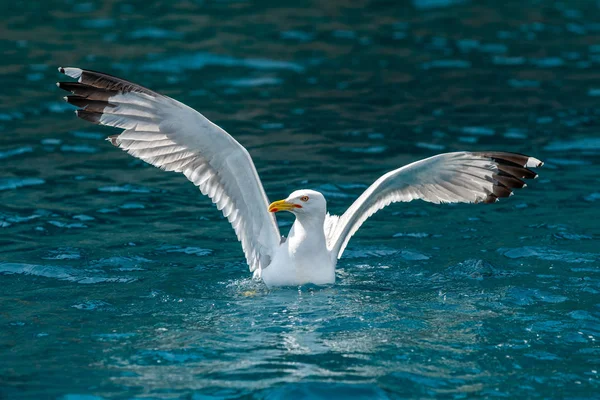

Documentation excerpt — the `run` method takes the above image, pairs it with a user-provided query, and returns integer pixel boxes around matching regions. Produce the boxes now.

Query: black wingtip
[75,109,102,124]
[56,81,75,92]
[64,95,88,108]
[471,151,543,205]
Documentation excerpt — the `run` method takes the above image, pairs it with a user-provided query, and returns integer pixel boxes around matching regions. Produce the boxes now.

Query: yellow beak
[268,199,301,213]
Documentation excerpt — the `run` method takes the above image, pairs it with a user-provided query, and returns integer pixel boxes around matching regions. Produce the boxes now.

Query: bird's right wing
[58,67,281,272]
[325,151,543,260]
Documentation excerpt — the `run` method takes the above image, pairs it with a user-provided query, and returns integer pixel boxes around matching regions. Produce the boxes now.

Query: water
[1,0,600,398]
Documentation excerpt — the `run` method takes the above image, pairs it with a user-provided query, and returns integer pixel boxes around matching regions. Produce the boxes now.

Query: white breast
[259,219,335,287]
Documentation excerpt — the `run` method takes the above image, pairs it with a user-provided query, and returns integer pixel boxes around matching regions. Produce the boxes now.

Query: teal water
[1,0,600,398]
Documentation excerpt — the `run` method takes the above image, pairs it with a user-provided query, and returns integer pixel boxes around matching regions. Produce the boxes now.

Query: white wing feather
[325,151,543,259]
[58,67,281,272]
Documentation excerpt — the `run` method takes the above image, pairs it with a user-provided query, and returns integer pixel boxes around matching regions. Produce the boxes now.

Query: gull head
[268,189,326,218]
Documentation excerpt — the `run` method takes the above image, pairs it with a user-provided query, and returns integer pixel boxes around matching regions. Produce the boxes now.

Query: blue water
[1,0,600,398]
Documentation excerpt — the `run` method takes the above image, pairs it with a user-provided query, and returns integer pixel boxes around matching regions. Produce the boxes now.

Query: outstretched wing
[325,151,543,259]
[57,67,281,272]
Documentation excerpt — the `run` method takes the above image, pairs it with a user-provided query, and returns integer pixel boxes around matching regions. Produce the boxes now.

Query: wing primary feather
[75,109,101,124]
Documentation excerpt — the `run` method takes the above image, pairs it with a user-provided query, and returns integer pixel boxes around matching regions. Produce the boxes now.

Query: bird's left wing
[57,67,281,272]
[325,151,543,260]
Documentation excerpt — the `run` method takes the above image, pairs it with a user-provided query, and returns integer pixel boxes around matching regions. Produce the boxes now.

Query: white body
[259,212,335,287]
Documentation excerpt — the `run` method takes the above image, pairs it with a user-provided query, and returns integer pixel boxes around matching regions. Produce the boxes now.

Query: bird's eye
[300,195,309,202]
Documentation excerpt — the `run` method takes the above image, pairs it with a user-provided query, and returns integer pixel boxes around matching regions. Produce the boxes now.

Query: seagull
[57,67,543,287]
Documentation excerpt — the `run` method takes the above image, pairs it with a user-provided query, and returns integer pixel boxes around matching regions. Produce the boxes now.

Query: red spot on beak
[271,208,278,212]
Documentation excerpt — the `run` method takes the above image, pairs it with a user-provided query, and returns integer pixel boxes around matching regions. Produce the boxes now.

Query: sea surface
[1,0,600,398]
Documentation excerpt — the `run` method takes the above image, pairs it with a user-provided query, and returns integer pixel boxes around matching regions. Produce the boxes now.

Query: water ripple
[137,52,305,74]
[0,263,136,284]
